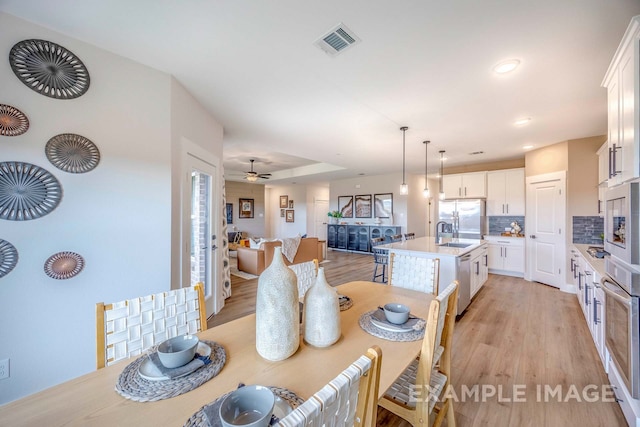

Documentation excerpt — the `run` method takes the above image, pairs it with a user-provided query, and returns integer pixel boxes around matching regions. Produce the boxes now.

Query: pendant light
[399,126,409,195]
[423,140,430,198]
[439,150,446,200]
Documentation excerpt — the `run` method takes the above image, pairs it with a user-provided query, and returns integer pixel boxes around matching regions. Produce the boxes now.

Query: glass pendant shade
[423,140,430,199]
[400,183,409,195]
[400,126,408,195]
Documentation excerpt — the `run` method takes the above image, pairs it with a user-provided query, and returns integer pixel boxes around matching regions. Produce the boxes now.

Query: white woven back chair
[278,346,382,427]
[388,253,440,295]
[95,283,207,369]
[379,281,459,427]
[288,259,319,301]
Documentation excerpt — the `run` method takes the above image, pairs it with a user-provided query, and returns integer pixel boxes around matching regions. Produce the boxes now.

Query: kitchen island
[378,236,488,315]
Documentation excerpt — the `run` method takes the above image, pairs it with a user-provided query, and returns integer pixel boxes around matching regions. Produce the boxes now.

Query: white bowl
[219,385,275,427]
[157,335,199,368]
[383,303,410,324]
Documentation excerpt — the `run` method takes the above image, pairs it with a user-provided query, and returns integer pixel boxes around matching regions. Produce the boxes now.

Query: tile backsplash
[488,216,525,234]
[573,216,604,245]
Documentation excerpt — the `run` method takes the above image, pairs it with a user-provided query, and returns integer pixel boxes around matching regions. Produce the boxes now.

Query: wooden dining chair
[371,237,388,283]
[277,346,382,427]
[388,253,440,295]
[95,283,207,369]
[378,281,458,427]
[289,259,319,301]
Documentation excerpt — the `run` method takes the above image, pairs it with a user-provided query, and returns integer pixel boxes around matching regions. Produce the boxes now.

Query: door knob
[529,235,536,239]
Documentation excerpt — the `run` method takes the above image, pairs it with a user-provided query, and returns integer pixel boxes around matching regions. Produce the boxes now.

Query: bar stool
[390,234,403,242]
[371,237,388,283]
[404,232,415,240]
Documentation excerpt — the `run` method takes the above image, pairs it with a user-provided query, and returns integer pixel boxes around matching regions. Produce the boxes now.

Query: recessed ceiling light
[523,145,534,150]
[493,59,520,74]
[514,118,531,126]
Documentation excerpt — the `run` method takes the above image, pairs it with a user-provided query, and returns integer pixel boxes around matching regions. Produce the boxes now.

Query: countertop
[573,243,607,278]
[377,236,486,257]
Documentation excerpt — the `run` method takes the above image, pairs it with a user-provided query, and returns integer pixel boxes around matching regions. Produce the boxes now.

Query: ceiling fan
[243,159,271,182]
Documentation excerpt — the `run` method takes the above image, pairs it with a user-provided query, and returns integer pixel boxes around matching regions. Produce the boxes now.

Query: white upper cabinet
[486,168,525,216]
[442,171,487,199]
[597,142,608,185]
[602,16,640,186]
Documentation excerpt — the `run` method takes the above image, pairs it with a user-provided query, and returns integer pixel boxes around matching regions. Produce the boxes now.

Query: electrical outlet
[0,358,9,380]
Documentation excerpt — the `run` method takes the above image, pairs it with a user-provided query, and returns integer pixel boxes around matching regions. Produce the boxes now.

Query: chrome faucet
[435,221,449,243]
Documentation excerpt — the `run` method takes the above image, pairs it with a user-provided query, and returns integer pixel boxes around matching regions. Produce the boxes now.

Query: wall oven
[602,256,640,398]
[604,181,639,266]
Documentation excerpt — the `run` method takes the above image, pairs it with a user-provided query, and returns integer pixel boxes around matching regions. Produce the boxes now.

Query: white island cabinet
[378,236,488,315]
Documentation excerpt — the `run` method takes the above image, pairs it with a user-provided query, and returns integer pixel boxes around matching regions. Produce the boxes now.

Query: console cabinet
[328,225,401,252]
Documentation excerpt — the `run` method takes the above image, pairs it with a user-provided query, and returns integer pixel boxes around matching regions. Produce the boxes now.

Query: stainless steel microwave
[604,181,640,266]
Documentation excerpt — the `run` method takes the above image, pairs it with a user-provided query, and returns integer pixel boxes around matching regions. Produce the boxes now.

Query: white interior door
[525,171,566,288]
[183,149,220,316]
[314,199,329,240]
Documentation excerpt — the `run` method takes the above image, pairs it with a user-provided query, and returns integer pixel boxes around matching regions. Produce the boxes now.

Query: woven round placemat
[115,340,226,402]
[339,294,353,311]
[359,310,424,342]
[183,386,304,427]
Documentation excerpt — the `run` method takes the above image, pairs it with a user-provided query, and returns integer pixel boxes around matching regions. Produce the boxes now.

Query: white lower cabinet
[485,236,524,277]
[470,244,489,298]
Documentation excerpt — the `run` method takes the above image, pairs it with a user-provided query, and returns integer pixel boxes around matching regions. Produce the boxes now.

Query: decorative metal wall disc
[10,39,90,99]
[0,104,29,136]
[44,251,84,280]
[0,161,62,221]
[0,239,18,278]
[46,133,100,173]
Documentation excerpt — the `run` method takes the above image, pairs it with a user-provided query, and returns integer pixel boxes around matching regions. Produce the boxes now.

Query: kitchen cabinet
[602,17,640,186]
[470,244,489,298]
[486,168,525,216]
[485,236,524,277]
[442,171,487,199]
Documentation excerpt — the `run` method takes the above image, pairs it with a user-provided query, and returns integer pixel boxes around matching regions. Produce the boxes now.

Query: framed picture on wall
[338,196,353,218]
[239,198,254,218]
[286,210,295,222]
[281,209,285,217]
[226,203,233,224]
[289,200,294,209]
[355,194,372,218]
[280,195,288,209]
[373,193,393,218]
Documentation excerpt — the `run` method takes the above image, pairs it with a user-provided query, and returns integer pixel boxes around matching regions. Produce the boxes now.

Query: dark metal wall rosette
[10,39,90,99]
[46,133,100,173]
[0,161,62,220]
[0,239,18,278]
[0,104,29,136]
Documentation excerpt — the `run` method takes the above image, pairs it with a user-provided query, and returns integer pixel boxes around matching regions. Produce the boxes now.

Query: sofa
[236,237,323,276]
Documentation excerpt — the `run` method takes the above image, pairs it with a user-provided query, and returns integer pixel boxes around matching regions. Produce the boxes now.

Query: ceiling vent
[314,23,361,56]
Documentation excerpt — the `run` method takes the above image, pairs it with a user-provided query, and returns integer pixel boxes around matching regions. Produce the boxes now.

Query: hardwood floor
[209,250,627,427]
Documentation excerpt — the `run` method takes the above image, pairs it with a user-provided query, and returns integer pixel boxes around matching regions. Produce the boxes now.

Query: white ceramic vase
[255,247,300,361]
[303,267,341,347]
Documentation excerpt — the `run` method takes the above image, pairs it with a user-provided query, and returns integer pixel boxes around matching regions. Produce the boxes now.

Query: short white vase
[303,267,341,347]
[255,247,299,361]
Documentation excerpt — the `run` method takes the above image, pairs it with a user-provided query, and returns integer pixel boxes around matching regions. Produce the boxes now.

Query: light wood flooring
[209,250,627,427]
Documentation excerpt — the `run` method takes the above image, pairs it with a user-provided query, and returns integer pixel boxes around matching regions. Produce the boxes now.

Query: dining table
[0,280,434,426]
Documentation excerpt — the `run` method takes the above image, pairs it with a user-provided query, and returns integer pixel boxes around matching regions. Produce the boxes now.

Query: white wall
[0,13,223,403]
[225,181,266,239]
[266,185,311,238]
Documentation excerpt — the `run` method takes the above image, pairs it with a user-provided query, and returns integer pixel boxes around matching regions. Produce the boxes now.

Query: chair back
[404,233,415,240]
[390,234,403,242]
[278,346,382,427]
[95,283,207,369]
[288,259,319,300]
[388,253,440,295]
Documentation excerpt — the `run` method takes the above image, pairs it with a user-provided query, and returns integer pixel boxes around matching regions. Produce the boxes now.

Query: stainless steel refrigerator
[437,199,486,240]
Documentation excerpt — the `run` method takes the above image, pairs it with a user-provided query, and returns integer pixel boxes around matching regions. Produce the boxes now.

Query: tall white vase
[303,267,341,347]
[255,247,300,361]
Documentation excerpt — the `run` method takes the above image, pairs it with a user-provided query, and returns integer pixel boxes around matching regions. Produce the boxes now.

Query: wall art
[44,251,85,280]
[374,193,393,218]
[355,194,372,218]
[280,195,288,209]
[0,161,62,221]
[239,198,254,218]
[281,209,285,217]
[288,200,294,209]
[0,239,18,278]
[10,39,90,99]
[0,104,29,136]
[286,210,295,223]
[338,196,353,218]
[45,133,100,173]
[226,203,233,224]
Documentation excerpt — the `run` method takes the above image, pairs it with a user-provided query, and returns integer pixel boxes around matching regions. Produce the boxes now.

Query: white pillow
[249,238,262,249]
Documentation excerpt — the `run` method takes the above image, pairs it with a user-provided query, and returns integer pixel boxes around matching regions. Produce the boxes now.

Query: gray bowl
[219,385,275,427]
[157,335,199,368]
[383,303,410,324]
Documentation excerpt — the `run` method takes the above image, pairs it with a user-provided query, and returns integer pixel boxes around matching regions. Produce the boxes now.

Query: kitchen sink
[437,242,472,248]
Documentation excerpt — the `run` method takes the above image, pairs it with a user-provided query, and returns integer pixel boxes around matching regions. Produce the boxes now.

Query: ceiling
[2,1,640,185]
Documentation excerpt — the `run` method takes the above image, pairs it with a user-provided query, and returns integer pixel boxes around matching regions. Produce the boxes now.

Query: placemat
[116,340,226,402]
[183,386,304,427]
[359,310,425,342]
[339,294,353,311]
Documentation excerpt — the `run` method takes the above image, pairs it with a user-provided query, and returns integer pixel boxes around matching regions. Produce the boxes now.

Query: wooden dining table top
[0,281,433,426]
